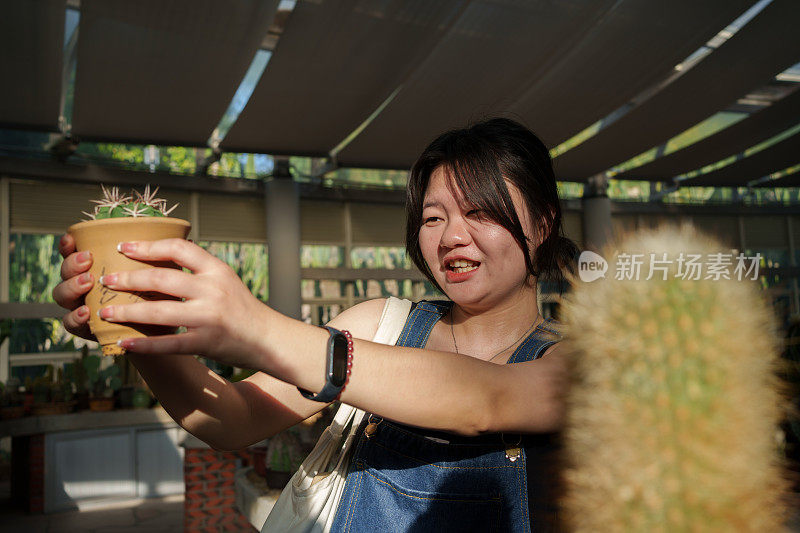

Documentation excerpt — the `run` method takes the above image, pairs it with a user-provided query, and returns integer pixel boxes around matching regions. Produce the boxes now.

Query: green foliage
[266,430,304,472]
[31,373,51,403]
[9,234,88,352]
[350,246,411,269]
[6,319,61,354]
[10,233,61,303]
[53,366,73,402]
[71,346,90,394]
[300,245,343,268]
[83,354,122,398]
[164,146,200,174]
[199,241,268,302]
[230,368,257,382]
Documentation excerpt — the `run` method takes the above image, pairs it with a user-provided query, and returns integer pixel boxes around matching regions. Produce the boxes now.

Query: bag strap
[327,297,412,435]
[373,296,413,345]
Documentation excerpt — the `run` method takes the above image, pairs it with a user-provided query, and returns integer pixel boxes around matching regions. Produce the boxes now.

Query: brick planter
[10,434,44,513]
[181,435,258,532]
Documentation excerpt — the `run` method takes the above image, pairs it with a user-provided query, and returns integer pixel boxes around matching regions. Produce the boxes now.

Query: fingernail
[118,242,137,253]
[99,273,117,286]
[117,339,136,350]
[99,307,114,320]
[79,273,92,284]
[77,251,91,263]
[76,306,88,317]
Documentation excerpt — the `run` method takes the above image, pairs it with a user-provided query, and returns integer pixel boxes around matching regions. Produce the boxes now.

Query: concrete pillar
[265,159,302,319]
[1,177,10,384]
[581,173,612,252]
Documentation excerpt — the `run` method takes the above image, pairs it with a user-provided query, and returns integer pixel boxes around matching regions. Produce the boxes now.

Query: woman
[54,117,578,531]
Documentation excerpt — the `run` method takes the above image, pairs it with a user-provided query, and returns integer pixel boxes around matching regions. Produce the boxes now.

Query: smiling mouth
[446,259,480,274]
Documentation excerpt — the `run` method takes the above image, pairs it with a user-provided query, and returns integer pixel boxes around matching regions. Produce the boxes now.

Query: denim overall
[331,300,564,532]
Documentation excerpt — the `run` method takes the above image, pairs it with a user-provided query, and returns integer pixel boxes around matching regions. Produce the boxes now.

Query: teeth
[448,259,479,274]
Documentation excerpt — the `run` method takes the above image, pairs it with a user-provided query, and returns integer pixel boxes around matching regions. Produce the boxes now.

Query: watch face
[329,332,349,387]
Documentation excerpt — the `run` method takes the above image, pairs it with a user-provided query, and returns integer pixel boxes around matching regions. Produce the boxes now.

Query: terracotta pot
[23,392,33,415]
[68,217,191,356]
[31,401,76,416]
[88,398,115,411]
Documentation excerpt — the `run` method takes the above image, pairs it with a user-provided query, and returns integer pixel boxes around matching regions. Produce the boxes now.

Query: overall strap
[506,317,563,364]
[395,300,452,348]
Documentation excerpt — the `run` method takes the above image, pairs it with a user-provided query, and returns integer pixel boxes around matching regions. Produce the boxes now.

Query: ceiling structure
[615,89,800,182]
[0,0,64,132]
[1,0,799,189]
[72,0,280,147]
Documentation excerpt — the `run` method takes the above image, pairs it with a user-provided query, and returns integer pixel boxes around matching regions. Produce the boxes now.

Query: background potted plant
[0,378,25,420]
[67,185,191,356]
[68,345,91,410]
[31,371,50,404]
[83,353,122,411]
[131,387,153,409]
[52,366,76,411]
[263,428,305,489]
[29,365,77,416]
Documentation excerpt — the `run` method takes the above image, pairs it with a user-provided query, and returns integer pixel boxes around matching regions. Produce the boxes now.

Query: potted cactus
[70,345,91,410]
[131,387,153,409]
[83,354,122,411]
[52,366,76,409]
[31,373,51,405]
[67,185,191,356]
[559,224,790,531]
[27,365,76,416]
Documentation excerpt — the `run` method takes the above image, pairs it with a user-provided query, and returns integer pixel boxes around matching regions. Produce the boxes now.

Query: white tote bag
[260,296,413,532]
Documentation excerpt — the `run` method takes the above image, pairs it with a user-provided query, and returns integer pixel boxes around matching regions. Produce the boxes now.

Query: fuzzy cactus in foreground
[559,224,791,532]
[82,184,178,220]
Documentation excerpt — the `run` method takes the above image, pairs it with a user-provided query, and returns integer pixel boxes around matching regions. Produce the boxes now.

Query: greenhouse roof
[1,0,799,188]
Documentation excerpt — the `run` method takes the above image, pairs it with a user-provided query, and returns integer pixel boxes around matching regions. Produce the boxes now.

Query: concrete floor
[0,481,183,533]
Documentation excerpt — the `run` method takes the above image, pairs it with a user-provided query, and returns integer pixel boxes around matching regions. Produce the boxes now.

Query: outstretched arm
[100,239,568,436]
[54,234,384,451]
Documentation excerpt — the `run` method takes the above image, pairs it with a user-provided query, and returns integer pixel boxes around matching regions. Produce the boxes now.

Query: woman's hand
[53,234,96,341]
[96,239,272,369]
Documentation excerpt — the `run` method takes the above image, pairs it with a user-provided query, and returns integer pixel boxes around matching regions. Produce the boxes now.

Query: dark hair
[405,117,579,295]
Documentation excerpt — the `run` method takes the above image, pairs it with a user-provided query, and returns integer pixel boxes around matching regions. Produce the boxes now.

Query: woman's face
[418,166,538,309]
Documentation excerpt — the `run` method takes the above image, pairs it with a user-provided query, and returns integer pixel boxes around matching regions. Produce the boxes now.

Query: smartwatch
[297,326,349,403]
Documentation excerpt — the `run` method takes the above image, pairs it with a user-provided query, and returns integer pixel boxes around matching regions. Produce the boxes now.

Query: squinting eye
[423,216,440,225]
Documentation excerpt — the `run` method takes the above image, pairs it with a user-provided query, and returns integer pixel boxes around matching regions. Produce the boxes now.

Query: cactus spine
[82,184,178,220]
[559,224,790,532]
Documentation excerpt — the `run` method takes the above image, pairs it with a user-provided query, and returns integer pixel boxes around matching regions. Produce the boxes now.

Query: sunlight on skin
[181,409,223,430]
[177,371,229,431]
[206,370,227,385]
